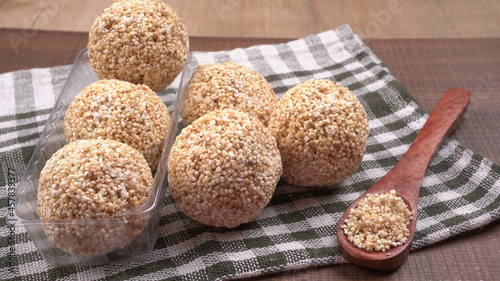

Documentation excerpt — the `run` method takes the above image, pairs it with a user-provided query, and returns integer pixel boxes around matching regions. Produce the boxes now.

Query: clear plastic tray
[14,49,192,266]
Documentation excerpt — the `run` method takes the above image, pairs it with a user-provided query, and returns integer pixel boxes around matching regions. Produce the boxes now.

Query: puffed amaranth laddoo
[64,79,171,171]
[87,0,189,92]
[268,79,369,187]
[36,139,153,256]
[168,109,282,228]
[181,61,277,126]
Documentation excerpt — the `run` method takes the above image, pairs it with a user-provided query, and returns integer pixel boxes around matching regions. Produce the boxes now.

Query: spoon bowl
[336,88,471,270]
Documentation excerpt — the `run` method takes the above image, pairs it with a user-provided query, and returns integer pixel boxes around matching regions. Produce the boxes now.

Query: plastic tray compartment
[14,49,190,266]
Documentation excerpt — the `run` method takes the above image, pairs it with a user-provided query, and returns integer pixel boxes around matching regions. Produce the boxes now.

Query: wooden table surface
[1,0,500,39]
[1,0,499,280]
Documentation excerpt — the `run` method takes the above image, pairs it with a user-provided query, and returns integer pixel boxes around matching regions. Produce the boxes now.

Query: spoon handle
[390,88,471,201]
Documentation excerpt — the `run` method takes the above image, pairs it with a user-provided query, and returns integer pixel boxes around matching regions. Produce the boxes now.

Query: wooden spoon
[336,88,471,270]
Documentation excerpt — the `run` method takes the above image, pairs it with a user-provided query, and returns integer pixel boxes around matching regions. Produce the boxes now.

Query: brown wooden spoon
[336,88,471,270]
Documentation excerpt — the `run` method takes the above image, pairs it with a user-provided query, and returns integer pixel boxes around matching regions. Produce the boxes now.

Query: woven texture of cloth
[1,25,500,280]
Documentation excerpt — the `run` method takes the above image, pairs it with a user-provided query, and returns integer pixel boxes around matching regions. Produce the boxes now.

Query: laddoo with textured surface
[168,109,282,228]
[64,79,171,171]
[181,61,277,126]
[36,139,153,256]
[87,0,189,92]
[268,79,369,187]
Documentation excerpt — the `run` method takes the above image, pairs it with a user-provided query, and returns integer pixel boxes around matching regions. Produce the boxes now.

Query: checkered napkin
[2,24,500,280]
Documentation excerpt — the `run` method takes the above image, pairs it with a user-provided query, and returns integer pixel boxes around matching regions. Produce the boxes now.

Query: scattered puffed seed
[182,61,277,127]
[341,190,412,252]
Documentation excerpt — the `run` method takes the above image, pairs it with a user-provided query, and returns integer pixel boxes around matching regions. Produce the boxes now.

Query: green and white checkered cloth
[1,24,500,280]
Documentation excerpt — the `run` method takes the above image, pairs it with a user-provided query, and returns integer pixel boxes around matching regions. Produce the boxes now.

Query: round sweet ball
[168,109,282,228]
[268,79,369,187]
[87,0,189,92]
[181,61,277,126]
[36,139,153,256]
[64,79,171,171]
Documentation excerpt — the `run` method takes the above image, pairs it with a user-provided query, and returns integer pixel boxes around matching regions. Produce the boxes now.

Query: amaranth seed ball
[341,190,412,252]
[36,139,153,256]
[64,79,171,171]
[268,79,369,187]
[167,109,282,228]
[87,0,189,92]
[181,61,277,126]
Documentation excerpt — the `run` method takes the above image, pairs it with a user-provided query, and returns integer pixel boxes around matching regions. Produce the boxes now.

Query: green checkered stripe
[1,25,500,280]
